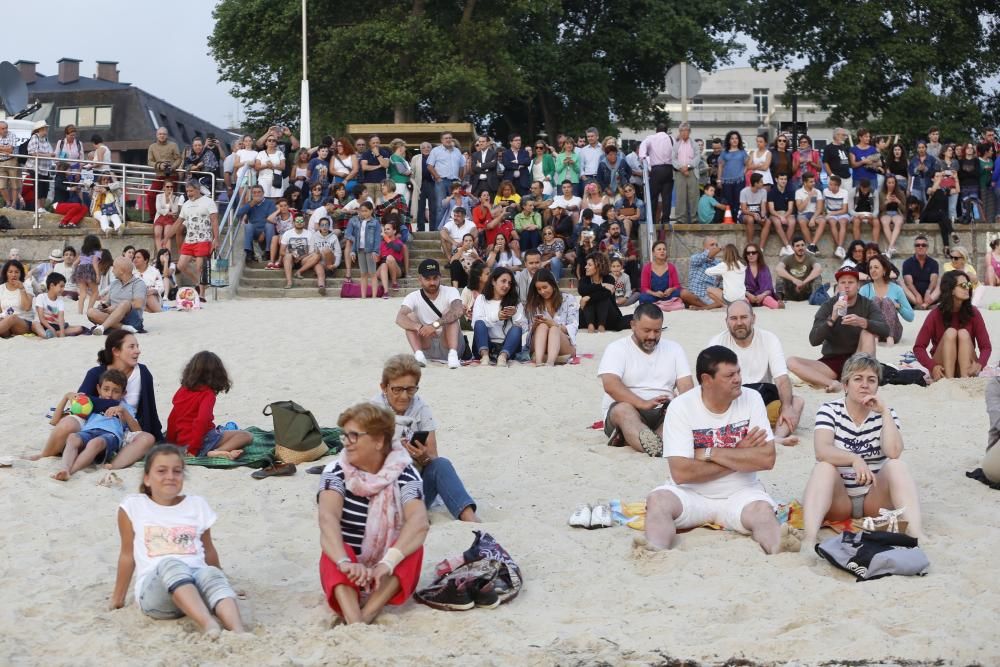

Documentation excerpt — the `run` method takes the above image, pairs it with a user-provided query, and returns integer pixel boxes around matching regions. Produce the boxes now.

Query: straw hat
[48,248,63,261]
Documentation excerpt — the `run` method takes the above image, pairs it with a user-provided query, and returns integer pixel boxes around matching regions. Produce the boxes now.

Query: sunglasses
[950,255,963,260]
[914,243,928,247]
[746,250,759,255]
[958,281,974,289]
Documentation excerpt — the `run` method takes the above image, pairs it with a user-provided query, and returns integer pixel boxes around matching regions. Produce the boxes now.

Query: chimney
[14,60,37,85]
[95,61,119,83]
[57,58,81,84]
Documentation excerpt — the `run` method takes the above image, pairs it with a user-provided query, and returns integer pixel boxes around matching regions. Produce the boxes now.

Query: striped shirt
[815,399,900,497]
[318,461,423,552]
[0,132,17,163]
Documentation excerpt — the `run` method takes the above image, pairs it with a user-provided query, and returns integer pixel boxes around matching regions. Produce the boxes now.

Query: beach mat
[184,426,343,469]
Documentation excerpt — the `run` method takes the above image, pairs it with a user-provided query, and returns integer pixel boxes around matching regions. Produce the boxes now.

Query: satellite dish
[664,63,702,100]
[0,61,28,116]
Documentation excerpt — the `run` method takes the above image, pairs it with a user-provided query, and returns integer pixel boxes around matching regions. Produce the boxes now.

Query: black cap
[418,259,441,277]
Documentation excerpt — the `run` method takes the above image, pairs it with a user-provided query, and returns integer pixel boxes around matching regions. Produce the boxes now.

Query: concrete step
[235,284,417,298]
[240,274,422,288]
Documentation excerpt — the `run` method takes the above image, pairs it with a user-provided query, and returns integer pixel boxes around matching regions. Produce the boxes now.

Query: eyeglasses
[343,430,368,444]
[914,243,928,248]
[958,281,974,290]
[387,385,419,397]
[950,255,962,261]
[777,139,787,143]
[746,250,759,255]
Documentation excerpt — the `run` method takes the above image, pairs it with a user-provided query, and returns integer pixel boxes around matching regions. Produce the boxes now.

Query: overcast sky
[6,0,243,129]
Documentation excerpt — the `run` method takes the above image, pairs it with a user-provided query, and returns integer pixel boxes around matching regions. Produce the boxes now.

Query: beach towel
[184,426,343,469]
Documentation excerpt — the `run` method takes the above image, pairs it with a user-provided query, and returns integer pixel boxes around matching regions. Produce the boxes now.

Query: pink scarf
[339,440,412,567]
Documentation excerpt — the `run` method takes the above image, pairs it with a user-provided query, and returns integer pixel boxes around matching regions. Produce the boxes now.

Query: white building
[621,67,835,148]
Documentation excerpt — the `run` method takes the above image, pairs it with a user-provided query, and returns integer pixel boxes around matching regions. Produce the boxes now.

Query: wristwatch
[704,447,713,462]
[432,320,441,330]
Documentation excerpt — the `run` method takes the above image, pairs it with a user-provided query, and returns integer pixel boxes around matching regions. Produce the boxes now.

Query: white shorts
[827,213,851,223]
[652,482,776,534]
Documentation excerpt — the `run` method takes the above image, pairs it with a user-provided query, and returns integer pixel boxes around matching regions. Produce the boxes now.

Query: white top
[312,230,342,266]
[551,194,582,211]
[255,149,284,173]
[155,193,181,217]
[234,148,259,170]
[331,154,355,178]
[492,251,522,269]
[795,187,824,214]
[708,328,788,385]
[401,285,462,325]
[597,336,691,413]
[52,261,77,291]
[822,187,849,215]
[751,149,773,185]
[0,283,31,319]
[442,218,477,246]
[136,266,164,295]
[179,196,217,244]
[471,295,528,343]
[33,292,64,325]
[280,228,315,258]
[663,388,773,498]
[120,494,217,600]
[307,206,331,231]
[705,261,747,303]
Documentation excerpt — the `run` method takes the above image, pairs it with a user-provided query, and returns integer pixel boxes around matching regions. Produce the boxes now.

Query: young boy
[610,257,637,306]
[850,178,879,244]
[265,198,296,269]
[51,369,138,481]
[822,174,851,259]
[281,215,324,294]
[698,183,726,224]
[795,173,826,255]
[32,272,86,339]
[312,217,343,274]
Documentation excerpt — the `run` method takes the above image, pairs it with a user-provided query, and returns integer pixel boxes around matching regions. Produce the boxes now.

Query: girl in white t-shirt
[705,244,746,305]
[110,445,246,636]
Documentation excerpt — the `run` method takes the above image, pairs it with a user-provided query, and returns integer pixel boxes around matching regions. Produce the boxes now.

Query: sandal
[251,462,297,479]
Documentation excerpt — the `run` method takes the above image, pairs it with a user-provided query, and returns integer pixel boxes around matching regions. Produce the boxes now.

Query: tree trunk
[447,0,478,121]
[538,92,556,139]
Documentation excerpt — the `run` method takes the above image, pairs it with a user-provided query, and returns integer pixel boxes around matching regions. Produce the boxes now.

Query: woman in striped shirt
[317,403,429,624]
[799,353,926,556]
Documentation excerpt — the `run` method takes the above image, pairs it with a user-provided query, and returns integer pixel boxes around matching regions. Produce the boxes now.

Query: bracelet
[378,547,404,575]
[336,556,351,567]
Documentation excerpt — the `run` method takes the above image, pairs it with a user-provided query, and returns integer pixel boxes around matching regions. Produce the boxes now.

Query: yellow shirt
[943,262,979,289]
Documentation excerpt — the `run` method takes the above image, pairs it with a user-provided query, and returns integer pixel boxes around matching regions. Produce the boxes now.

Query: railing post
[33,157,39,229]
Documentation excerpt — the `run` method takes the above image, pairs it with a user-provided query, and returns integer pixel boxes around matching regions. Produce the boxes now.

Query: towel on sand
[184,426,343,469]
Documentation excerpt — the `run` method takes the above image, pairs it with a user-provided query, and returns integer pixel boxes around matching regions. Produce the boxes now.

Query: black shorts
[604,401,668,436]
[743,382,779,405]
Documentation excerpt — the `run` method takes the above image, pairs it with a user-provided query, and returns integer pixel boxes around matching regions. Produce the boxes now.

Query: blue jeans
[473,321,523,358]
[433,178,456,230]
[244,222,274,253]
[138,558,236,620]
[547,256,563,280]
[422,457,476,518]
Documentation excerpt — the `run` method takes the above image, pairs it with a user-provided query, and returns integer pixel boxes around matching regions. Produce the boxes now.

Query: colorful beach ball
[69,394,93,417]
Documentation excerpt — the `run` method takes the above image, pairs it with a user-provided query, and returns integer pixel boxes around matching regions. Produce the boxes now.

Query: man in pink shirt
[671,122,699,224]
[638,123,675,231]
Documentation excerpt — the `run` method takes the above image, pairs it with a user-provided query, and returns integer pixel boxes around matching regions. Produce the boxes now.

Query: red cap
[834,268,860,281]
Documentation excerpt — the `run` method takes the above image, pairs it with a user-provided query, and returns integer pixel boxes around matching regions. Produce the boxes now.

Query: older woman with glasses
[373,354,480,522]
[914,270,992,380]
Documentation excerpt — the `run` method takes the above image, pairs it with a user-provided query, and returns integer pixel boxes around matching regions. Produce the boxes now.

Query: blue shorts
[78,428,122,463]
[197,427,225,456]
[122,308,144,331]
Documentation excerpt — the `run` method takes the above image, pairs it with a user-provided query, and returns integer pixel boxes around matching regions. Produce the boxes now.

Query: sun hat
[48,248,63,261]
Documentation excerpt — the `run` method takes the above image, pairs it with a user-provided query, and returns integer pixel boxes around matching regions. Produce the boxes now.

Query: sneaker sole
[416,596,475,611]
[474,595,501,609]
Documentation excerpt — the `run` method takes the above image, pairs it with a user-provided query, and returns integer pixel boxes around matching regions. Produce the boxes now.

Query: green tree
[210,0,744,140]
[745,0,1000,145]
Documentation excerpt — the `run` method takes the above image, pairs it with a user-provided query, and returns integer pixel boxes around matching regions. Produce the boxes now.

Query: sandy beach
[1,297,997,667]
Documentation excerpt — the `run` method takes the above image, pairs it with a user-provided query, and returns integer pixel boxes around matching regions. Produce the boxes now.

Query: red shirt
[166,385,217,456]
[913,306,992,369]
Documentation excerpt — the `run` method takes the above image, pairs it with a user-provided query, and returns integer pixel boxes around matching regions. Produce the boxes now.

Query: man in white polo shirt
[396,259,464,369]
[598,303,693,457]
[643,345,781,554]
[709,300,804,445]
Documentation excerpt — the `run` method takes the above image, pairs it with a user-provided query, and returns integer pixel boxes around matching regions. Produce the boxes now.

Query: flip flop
[251,462,297,480]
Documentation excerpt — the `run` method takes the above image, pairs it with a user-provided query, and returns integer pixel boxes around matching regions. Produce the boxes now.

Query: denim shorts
[122,308,144,331]
[138,558,236,620]
[197,427,225,456]
[77,428,121,463]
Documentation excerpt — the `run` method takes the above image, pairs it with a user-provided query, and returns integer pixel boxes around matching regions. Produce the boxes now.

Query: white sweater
[471,295,528,343]
[705,261,747,302]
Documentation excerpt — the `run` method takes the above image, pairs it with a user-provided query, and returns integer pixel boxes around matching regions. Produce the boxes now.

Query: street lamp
[300,0,311,148]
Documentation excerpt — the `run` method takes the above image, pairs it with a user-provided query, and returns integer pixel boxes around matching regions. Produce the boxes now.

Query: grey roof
[27,70,131,93]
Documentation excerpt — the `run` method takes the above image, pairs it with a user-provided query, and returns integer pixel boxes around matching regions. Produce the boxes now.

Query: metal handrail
[216,165,255,263]
[641,159,656,263]
[6,155,217,228]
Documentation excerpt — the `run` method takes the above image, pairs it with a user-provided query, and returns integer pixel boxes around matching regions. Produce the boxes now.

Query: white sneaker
[779,245,793,257]
[568,504,592,528]
[120,325,138,334]
[413,350,427,367]
[589,503,615,529]
[91,325,104,336]
[887,246,896,258]
[834,246,846,259]
[447,349,460,369]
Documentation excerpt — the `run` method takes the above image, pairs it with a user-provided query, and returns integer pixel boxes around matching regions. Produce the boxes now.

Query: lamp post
[300,0,311,148]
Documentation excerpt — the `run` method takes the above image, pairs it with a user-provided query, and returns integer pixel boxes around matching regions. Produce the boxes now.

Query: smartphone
[411,431,429,446]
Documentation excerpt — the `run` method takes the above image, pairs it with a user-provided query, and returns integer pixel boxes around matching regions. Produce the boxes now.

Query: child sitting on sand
[166,351,252,460]
[52,369,138,481]
[110,444,247,636]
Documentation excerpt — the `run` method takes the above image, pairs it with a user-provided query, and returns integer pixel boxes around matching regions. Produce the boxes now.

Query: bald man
[88,258,146,335]
[682,236,723,310]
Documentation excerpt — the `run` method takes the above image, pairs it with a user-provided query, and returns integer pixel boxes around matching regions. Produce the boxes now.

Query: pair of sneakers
[568,502,614,529]
[416,576,500,611]
[414,349,460,369]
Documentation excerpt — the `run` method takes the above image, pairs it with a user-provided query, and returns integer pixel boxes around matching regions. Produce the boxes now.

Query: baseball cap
[834,268,860,281]
[418,259,441,277]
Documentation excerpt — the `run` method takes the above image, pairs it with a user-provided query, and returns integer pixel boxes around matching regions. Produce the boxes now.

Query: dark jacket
[502,148,531,191]
[471,147,499,195]
[596,157,631,194]
[79,363,163,441]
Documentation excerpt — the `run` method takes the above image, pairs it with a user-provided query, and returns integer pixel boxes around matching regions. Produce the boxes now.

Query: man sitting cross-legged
[641,345,782,554]
[598,303,694,457]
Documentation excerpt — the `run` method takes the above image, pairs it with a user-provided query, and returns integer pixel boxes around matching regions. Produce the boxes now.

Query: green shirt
[514,211,541,231]
[389,154,410,185]
[697,194,719,224]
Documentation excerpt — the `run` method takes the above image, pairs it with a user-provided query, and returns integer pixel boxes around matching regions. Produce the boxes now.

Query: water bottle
[837,290,847,317]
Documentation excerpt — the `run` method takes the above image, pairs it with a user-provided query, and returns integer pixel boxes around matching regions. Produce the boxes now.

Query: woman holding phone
[472,266,527,366]
[373,355,480,522]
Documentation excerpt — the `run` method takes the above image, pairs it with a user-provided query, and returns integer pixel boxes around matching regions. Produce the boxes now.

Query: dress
[72,251,101,285]
[751,149,774,186]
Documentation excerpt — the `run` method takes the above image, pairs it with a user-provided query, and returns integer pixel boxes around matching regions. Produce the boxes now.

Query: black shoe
[806,243,819,255]
[415,578,474,611]
[472,578,500,609]
[245,250,256,264]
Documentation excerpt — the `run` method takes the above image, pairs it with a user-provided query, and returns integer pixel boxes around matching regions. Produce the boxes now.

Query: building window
[692,97,703,107]
[56,106,113,128]
[753,88,769,116]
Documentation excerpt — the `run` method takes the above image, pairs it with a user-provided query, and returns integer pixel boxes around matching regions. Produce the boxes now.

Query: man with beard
[396,259,465,369]
[598,304,694,457]
[599,220,639,287]
[709,300,804,446]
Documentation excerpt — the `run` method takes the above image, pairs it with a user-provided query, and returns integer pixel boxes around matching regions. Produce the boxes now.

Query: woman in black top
[578,251,627,332]
[886,143,908,181]
[957,143,981,220]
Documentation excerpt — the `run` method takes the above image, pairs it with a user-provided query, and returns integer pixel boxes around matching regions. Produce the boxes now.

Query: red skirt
[319,544,423,617]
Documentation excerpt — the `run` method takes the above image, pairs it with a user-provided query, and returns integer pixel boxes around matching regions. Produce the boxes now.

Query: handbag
[339,281,385,298]
[272,171,282,191]
[655,297,684,312]
[209,253,229,288]
[263,400,327,464]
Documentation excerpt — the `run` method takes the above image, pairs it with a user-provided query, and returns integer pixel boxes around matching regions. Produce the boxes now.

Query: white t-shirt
[663,389,773,498]
[308,206,334,231]
[401,285,462,325]
[708,328,788,385]
[705,261,747,303]
[33,292,64,325]
[119,494,217,600]
[795,187,823,214]
[255,149,284,172]
[136,266,164,294]
[179,196,217,244]
[823,187,849,215]
[1,284,31,319]
[597,336,692,413]
[281,228,314,259]
[235,148,259,170]
[551,194,582,212]
[52,261,77,292]
[442,218,477,246]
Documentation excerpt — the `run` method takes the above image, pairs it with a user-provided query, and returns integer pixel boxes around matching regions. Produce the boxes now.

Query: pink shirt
[638,132,674,167]
[675,139,695,167]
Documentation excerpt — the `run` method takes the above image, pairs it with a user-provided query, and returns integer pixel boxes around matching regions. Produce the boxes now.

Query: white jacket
[471,295,528,343]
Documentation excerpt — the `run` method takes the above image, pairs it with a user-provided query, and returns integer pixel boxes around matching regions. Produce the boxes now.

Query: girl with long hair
[913,270,992,380]
[859,254,913,345]
[526,268,578,365]
[705,243,746,306]
[743,243,781,309]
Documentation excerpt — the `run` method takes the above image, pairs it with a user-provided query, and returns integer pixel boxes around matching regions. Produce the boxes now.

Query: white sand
[1,298,997,666]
